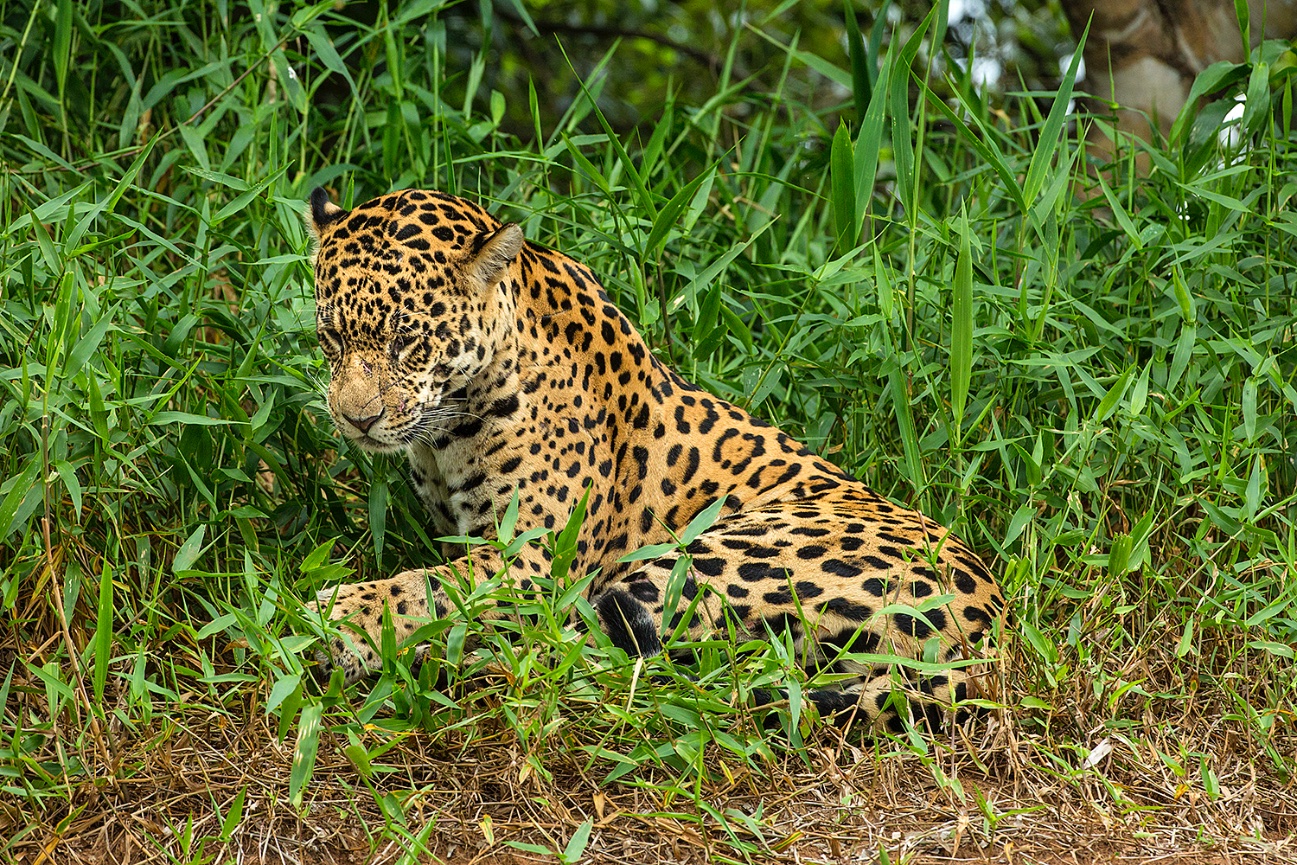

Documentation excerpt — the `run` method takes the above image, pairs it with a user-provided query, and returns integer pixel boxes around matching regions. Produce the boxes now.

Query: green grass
[2,1,1296,862]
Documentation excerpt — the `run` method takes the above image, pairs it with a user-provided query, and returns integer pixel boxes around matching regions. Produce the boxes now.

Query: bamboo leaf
[1022,24,1085,210]
[830,122,857,251]
[369,473,388,567]
[53,0,73,98]
[854,43,892,222]
[289,701,323,808]
[950,210,974,438]
[888,368,925,492]
[172,524,207,574]
[843,0,870,117]
[92,562,113,703]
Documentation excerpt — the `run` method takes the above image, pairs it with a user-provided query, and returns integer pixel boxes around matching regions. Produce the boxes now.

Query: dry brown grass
[4,642,1293,865]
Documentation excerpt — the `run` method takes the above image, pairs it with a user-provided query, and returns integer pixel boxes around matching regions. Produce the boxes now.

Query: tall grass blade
[950,210,974,441]
[854,41,892,223]
[1023,24,1085,214]
[923,80,1026,212]
[888,368,925,492]
[370,473,389,567]
[290,701,323,808]
[888,6,936,217]
[53,0,72,101]
[843,0,871,117]
[831,122,857,252]
[92,562,112,704]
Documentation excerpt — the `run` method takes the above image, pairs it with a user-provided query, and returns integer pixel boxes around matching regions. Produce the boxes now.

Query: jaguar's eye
[390,335,408,356]
[433,363,451,378]
[317,327,342,356]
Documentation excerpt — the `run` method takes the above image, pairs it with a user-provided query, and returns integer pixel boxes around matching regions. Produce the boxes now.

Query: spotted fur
[304,187,1005,732]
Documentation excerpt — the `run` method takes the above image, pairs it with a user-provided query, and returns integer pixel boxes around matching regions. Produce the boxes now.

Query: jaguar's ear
[467,223,524,288]
[306,187,346,236]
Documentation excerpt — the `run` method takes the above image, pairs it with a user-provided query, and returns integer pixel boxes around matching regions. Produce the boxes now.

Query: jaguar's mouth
[337,421,407,454]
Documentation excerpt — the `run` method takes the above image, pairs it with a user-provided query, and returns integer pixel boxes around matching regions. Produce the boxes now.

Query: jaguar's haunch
[305,186,1004,732]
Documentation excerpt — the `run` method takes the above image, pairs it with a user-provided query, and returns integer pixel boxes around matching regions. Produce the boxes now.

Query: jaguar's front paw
[307,574,442,683]
[307,585,381,684]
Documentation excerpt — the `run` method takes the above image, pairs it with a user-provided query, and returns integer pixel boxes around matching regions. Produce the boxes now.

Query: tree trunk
[1061,0,1297,156]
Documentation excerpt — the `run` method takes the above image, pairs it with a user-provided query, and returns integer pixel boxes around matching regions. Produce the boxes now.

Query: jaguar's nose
[344,409,384,434]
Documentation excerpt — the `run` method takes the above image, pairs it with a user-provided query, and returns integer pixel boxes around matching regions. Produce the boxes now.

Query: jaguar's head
[305,187,523,452]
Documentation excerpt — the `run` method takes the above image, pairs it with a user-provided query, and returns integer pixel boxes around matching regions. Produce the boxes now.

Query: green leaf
[843,0,870,117]
[149,411,243,427]
[787,677,802,730]
[1094,366,1134,424]
[854,43,892,220]
[561,820,593,865]
[0,460,41,541]
[66,308,117,375]
[53,0,73,98]
[1234,0,1250,54]
[551,485,591,582]
[693,281,723,344]
[887,368,924,492]
[1094,170,1142,248]
[1241,377,1258,443]
[343,734,373,779]
[1127,362,1150,417]
[213,167,286,223]
[290,701,323,808]
[619,541,678,564]
[1175,618,1195,659]
[1108,534,1132,578]
[305,25,356,91]
[0,665,13,732]
[560,132,610,194]
[67,137,158,250]
[172,524,207,574]
[1245,596,1289,628]
[563,46,651,213]
[888,46,914,217]
[1003,503,1035,547]
[661,555,693,635]
[1249,641,1295,659]
[643,165,718,260]
[502,0,538,36]
[1241,61,1271,135]
[950,210,974,438]
[92,562,113,703]
[1022,24,1085,211]
[370,473,389,567]
[680,495,729,546]
[1021,621,1057,664]
[887,6,935,218]
[1167,324,1197,392]
[197,613,237,640]
[266,673,302,717]
[830,122,857,252]
[921,86,1026,214]
[1170,62,1248,145]
[498,487,521,544]
[677,218,775,310]
[219,786,247,842]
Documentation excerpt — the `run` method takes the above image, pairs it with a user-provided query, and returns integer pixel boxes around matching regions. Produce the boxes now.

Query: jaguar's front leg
[309,546,510,683]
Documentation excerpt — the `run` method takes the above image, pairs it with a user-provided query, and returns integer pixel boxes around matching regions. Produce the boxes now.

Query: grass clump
[1,1,1295,862]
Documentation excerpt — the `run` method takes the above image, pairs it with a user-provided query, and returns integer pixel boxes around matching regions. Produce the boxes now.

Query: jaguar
[304,186,1005,732]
